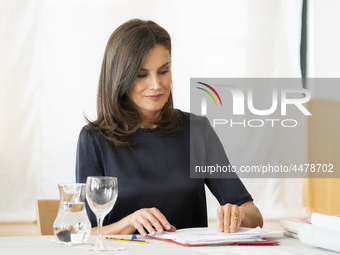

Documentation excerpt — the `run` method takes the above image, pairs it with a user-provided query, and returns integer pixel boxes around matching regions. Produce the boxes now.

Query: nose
[149,74,161,90]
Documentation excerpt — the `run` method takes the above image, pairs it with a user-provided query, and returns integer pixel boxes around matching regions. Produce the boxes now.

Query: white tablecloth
[0,234,338,255]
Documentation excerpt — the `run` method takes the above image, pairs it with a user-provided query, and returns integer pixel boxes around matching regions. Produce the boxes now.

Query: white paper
[298,224,340,253]
[151,227,271,245]
[311,213,340,232]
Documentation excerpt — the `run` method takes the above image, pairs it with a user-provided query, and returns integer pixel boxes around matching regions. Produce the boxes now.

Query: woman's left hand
[216,203,245,233]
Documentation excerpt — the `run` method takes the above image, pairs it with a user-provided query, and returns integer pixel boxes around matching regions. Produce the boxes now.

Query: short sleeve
[202,117,253,206]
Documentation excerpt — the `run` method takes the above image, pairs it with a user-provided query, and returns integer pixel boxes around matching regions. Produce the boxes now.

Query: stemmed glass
[86,176,118,251]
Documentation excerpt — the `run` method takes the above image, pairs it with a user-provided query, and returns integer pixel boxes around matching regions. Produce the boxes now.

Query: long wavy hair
[88,19,180,147]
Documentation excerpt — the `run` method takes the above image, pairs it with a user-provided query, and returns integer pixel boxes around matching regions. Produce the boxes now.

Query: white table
[0,234,338,255]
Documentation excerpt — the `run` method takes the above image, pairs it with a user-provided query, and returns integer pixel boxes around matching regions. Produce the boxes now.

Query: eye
[137,74,147,78]
[159,70,169,75]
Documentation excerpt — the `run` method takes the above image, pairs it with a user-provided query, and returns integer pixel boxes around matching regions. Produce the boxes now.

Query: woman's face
[127,44,171,118]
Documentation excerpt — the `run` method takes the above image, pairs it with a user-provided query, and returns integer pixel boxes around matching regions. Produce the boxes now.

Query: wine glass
[86,176,118,251]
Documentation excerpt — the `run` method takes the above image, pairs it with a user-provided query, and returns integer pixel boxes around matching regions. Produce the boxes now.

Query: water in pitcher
[53,202,91,244]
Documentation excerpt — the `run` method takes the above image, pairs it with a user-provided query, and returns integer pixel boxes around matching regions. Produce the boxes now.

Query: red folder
[238,238,279,246]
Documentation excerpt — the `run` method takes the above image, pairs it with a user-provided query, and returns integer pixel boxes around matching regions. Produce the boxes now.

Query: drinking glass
[86,176,118,251]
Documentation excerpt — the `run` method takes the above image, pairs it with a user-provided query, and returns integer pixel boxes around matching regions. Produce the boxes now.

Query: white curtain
[0,0,306,222]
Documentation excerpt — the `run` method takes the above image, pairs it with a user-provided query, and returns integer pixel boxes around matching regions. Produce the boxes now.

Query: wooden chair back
[35,199,60,235]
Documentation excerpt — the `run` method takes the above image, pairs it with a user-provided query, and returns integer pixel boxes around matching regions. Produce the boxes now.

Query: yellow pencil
[105,237,148,243]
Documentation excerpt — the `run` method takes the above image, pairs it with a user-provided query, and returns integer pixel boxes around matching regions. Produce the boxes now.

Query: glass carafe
[53,183,91,244]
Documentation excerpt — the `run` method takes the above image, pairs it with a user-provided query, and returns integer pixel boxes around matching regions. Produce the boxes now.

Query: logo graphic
[196,83,312,116]
[196,82,222,106]
[193,79,312,128]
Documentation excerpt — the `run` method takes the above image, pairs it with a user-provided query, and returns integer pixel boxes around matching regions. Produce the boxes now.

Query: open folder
[147,227,279,247]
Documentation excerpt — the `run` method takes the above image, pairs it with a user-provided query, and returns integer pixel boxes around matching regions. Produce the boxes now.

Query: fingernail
[166,225,171,230]
[219,227,223,231]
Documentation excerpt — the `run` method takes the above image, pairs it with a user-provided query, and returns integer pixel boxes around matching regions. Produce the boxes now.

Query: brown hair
[88,19,180,147]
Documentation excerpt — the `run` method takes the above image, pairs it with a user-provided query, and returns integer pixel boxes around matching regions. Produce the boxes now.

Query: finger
[229,205,239,233]
[235,208,245,232]
[168,225,177,232]
[134,222,147,237]
[223,204,232,233]
[145,213,166,234]
[216,206,224,232]
[139,215,156,236]
[236,218,242,232]
[150,207,172,231]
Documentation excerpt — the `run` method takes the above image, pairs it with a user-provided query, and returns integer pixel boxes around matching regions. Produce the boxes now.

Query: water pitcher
[53,183,91,244]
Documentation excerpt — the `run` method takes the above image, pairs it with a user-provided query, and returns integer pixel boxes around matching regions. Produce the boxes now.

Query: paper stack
[311,212,340,231]
[298,213,340,253]
[280,213,340,252]
[279,217,311,238]
[148,227,278,246]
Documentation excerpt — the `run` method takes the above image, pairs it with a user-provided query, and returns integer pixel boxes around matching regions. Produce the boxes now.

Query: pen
[105,237,148,244]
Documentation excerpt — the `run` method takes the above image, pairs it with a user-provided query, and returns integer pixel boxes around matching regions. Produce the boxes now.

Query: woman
[76,19,263,237]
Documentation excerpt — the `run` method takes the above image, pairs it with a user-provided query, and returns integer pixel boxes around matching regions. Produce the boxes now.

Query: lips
[145,94,163,101]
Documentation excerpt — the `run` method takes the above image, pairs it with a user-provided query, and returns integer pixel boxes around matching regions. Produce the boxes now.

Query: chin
[151,102,167,110]
[145,105,166,114]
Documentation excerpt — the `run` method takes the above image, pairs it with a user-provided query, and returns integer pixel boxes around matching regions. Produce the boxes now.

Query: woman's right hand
[123,207,176,237]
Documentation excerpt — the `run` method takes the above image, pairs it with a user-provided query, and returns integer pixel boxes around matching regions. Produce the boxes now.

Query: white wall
[0,0,315,222]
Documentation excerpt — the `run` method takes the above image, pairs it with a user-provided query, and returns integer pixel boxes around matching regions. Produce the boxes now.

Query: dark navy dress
[76,111,253,228]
